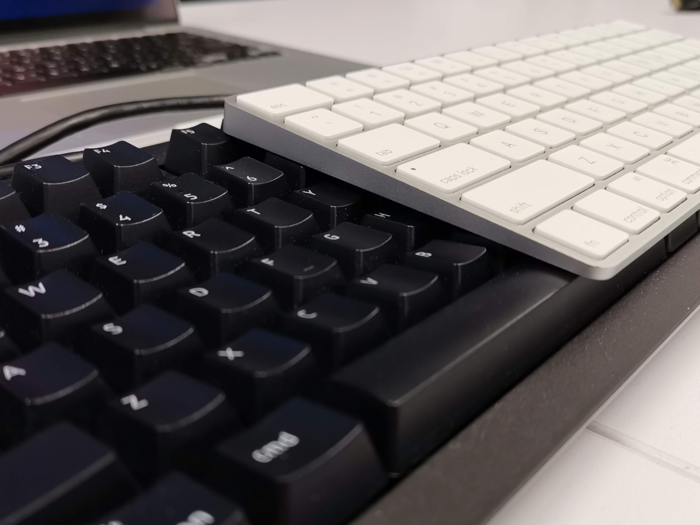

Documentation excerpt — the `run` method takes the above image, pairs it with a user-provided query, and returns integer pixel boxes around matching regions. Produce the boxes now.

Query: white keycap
[607,121,672,150]
[580,26,620,39]
[548,144,623,179]
[565,100,625,124]
[474,67,529,88]
[638,50,684,66]
[471,46,521,63]
[657,46,695,61]
[337,124,439,166]
[640,29,683,43]
[580,132,649,163]
[666,42,700,57]
[332,98,404,129]
[541,33,583,47]
[590,41,630,57]
[683,60,700,72]
[626,33,665,48]
[633,77,684,97]
[692,87,700,99]
[537,109,602,136]
[501,61,554,80]
[682,38,700,50]
[534,78,591,101]
[601,60,648,79]
[443,102,510,132]
[404,112,477,145]
[612,84,666,105]
[620,54,666,72]
[382,63,442,83]
[461,160,593,224]
[497,41,544,57]
[668,133,700,164]
[610,21,646,32]
[589,91,647,115]
[410,81,474,106]
[558,71,612,93]
[535,210,628,259]
[396,143,509,193]
[570,46,615,62]
[559,29,601,43]
[606,37,648,52]
[346,69,410,93]
[607,172,686,212]
[581,65,632,86]
[548,50,597,67]
[443,51,497,69]
[508,85,567,109]
[672,95,700,114]
[470,130,545,161]
[636,154,700,193]
[506,118,575,148]
[414,56,472,76]
[525,55,576,73]
[652,71,700,90]
[477,93,540,118]
[443,74,503,96]
[373,89,441,118]
[306,76,374,103]
[284,109,363,143]
[632,112,692,138]
[236,84,334,122]
[654,103,700,126]
[519,37,564,51]
[573,190,659,234]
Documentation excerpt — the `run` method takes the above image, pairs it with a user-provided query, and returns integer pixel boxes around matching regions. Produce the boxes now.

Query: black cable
[0,94,229,166]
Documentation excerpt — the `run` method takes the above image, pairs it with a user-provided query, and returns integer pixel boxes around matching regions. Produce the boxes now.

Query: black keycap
[283,294,387,369]
[211,156,289,207]
[3,270,113,349]
[174,272,277,347]
[233,197,319,252]
[11,156,101,220]
[0,180,30,226]
[83,141,163,195]
[264,152,309,190]
[244,245,343,309]
[403,240,493,299]
[0,267,8,289]
[203,329,319,419]
[168,218,262,280]
[164,123,242,176]
[150,172,231,229]
[310,222,396,278]
[289,182,362,230]
[0,343,107,443]
[93,473,248,525]
[78,304,204,390]
[103,371,235,480]
[361,209,432,252]
[346,265,445,331]
[0,328,19,363]
[212,398,386,525]
[92,242,194,313]
[79,191,171,254]
[0,423,135,525]
[0,214,97,282]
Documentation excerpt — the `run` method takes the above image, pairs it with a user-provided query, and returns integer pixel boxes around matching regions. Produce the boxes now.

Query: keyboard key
[633,77,684,97]
[638,50,685,66]
[0,423,135,525]
[570,46,615,62]
[580,132,649,163]
[331,98,404,130]
[653,103,700,126]
[505,118,575,148]
[4,270,113,349]
[289,182,362,230]
[0,328,19,362]
[337,124,439,166]
[621,54,666,72]
[652,71,700,90]
[78,304,204,390]
[169,218,261,280]
[461,160,593,225]
[284,108,363,143]
[211,156,289,207]
[403,240,493,299]
[236,84,334,121]
[346,69,410,93]
[373,89,441,117]
[573,190,659,234]
[150,173,231,229]
[589,41,630,57]
[607,37,648,52]
[548,145,623,179]
[443,102,510,132]
[471,46,521,63]
[12,156,101,220]
[83,141,163,196]
[311,222,396,278]
[607,172,687,212]
[612,84,666,105]
[442,73,503,96]
[410,81,474,106]
[361,208,432,252]
[415,56,473,75]
[382,62,442,83]
[396,143,510,193]
[444,50,497,69]
[477,93,540,118]
[519,36,564,52]
[79,191,171,253]
[565,100,625,124]
[470,130,545,162]
[600,60,648,79]
[497,41,545,57]
[537,108,602,136]
[0,214,96,282]
[581,65,631,85]
[233,197,319,252]
[672,94,700,113]
[507,85,567,110]
[213,398,386,525]
[404,112,477,146]
[559,29,602,43]
[590,91,647,115]
[534,77,590,101]
[548,50,597,67]
[0,180,30,226]
[163,123,243,177]
[306,75,374,102]
[632,112,692,138]
[636,154,700,193]
[474,67,529,87]
[204,328,318,419]
[525,55,576,73]
[540,33,583,47]
[668,134,700,164]
[558,71,612,92]
[607,122,672,150]
[104,371,235,480]
[535,209,628,259]
[91,242,194,313]
[244,245,343,309]
[263,152,310,192]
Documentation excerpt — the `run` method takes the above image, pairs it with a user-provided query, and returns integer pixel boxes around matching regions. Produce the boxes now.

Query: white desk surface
[181,1,700,523]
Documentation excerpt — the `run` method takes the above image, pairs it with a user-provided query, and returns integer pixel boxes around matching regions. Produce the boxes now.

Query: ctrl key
[212,398,386,525]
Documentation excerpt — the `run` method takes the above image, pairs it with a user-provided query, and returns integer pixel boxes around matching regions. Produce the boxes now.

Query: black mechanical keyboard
[0,122,666,525]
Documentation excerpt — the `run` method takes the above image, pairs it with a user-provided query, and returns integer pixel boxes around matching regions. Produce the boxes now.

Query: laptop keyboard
[0,32,276,97]
[225,21,700,280]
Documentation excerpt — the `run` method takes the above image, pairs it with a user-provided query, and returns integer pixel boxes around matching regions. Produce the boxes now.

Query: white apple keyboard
[223,21,700,279]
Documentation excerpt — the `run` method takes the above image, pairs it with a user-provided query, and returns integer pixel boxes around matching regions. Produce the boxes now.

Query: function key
[236,84,334,122]
[83,141,163,196]
[210,156,289,207]
[289,182,362,230]
[0,180,30,226]
[164,123,244,176]
[346,68,410,93]
[306,75,375,102]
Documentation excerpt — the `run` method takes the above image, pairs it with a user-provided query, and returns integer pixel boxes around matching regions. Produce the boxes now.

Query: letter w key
[18,283,46,298]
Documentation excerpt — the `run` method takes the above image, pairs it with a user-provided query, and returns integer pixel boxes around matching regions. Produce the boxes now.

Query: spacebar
[326,262,575,475]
